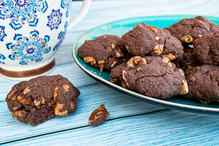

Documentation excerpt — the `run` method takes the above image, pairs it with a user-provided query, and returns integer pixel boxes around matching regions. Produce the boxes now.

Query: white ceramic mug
[0,0,91,80]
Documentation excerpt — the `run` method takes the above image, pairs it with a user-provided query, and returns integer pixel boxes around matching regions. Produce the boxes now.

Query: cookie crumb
[89,104,110,126]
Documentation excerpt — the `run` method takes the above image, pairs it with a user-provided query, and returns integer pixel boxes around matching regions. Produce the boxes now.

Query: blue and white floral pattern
[0,25,7,41]
[53,21,68,52]
[47,9,62,30]
[6,30,51,65]
[0,54,6,64]
[0,0,48,30]
[61,0,70,17]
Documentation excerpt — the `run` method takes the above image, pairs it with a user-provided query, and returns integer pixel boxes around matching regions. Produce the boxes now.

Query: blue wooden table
[1,0,219,145]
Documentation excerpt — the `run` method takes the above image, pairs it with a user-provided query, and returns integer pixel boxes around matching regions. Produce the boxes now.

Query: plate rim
[72,15,219,114]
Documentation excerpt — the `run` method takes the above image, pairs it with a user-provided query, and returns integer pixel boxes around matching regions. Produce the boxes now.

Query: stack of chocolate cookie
[78,16,219,104]
[166,16,219,104]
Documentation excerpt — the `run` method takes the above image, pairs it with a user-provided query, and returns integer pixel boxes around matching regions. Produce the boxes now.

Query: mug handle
[67,0,91,32]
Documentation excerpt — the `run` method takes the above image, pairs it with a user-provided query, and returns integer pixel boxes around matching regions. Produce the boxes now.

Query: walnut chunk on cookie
[6,75,80,126]
[110,56,188,99]
[77,35,125,72]
[165,16,219,46]
[117,23,184,60]
[89,104,110,126]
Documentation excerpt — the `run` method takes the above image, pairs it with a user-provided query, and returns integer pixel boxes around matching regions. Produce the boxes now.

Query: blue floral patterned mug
[0,0,91,80]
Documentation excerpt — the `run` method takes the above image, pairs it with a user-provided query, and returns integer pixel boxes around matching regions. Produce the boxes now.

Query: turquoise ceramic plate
[72,15,219,114]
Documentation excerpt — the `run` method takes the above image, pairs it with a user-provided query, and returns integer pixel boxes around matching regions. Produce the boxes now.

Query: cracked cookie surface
[77,35,125,72]
[193,32,219,65]
[185,65,219,104]
[165,16,219,46]
[6,75,80,126]
[110,56,188,99]
[117,23,184,61]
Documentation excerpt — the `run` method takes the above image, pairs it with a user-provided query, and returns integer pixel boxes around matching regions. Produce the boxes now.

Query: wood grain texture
[0,83,164,143]
[6,110,219,146]
[1,0,219,145]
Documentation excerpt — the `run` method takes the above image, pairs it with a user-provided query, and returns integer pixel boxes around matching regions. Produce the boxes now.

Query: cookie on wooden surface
[6,75,80,126]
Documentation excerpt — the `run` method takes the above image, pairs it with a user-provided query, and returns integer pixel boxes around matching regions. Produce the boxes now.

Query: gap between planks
[0,109,169,145]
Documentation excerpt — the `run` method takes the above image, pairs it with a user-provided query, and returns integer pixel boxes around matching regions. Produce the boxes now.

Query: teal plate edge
[72,15,219,115]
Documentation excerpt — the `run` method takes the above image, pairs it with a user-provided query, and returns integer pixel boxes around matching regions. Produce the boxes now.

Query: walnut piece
[62,84,70,92]
[23,87,30,95]
[12,110,27,120]
[34,97,45,108]
[161,57,174,69]
[84,56,97,65]
[179,80,189,95]
[198,20,203,23]
[181,35,194,44]
[13,107,20,111]
[122,70,130,88]
[110,61,117,68]
[150,27,158,33]
[178,69,185,77]
[111,78,118,83]
[17,95,32,105]
[195,66,200,71]
[89,104,110,126]
[106,47,112,51]
[53,87,58,101]
[153,44,164,55]
[111,43,115,49]
[55,102,68,116]
[114,49,124,58]
[127,56,147,68]
[125,45,131,53]
[98,60,105,72]
[188,75,195,81]
[161,57,171,64]
[7,87,17,100]
[161,53,176,60]
[71,101,75,109]
[155,37,160,41]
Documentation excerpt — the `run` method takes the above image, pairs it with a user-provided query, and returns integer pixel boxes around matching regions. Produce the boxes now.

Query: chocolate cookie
[174,48,202,75]
[110,56,188,99]
[117,23,184,61]
[77,35,125,72]
[165,16,219,46]
[6,75,80,126]
[185,65,219,104]
[193,32,219,65]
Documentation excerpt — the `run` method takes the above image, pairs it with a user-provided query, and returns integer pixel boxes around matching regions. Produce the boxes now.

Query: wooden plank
[5,110,219,146]
[0,83,164,143]
[1,0,219,145]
